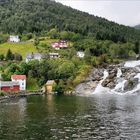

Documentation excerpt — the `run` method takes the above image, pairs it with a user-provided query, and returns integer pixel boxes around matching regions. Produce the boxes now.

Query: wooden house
[45,80,56,94]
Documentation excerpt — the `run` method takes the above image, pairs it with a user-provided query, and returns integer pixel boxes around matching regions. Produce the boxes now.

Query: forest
[0,0,140,43]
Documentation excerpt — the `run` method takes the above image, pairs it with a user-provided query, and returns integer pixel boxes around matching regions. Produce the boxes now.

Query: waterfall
[117,68,122,78]
[89,60,140,95]
[94,70,109,94]
[124,60,140,68]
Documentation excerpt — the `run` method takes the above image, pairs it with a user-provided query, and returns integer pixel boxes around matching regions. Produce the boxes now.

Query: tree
[0,54,4,60]
[34,37,39,46]
[47,28,59,39]
[6,49,14,60]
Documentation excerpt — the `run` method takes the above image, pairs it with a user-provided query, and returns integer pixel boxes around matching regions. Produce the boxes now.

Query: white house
[11,75,26,91]
[49,53,60,58]
[26,53,43,63]
[77,51,85,58]
[9,36,20,43]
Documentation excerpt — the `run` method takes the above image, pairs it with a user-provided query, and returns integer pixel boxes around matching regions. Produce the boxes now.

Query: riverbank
[0,92,44,103]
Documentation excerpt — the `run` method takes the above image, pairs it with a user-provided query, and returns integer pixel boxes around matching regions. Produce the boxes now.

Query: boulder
[123,78,139,91]
[107,82,115,89]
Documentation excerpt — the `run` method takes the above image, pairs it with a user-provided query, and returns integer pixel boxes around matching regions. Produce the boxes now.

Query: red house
[52,40,68,50]
[0,81,20,92]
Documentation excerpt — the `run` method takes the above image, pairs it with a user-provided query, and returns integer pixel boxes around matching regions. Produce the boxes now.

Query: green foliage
[6,49,14,60]
[0,34,9,44]
[0,0,140,43]
[53,80,65,95]
[26,77,39,90]
[128,50,136,58]
[47,28,59,39]
[0,54,4,60]
[0,91,6,96]
[34,37,39,46]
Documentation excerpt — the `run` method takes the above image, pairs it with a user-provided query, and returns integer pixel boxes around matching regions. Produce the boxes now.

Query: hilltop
[135,24,140,29]
[0,0,140,43]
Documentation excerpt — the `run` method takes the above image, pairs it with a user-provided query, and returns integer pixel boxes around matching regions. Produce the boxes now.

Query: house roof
[49,53,59,56]
[46,80,55,85]
[26,53,43,59]
[11,75,26,80]
[0,81,19,87]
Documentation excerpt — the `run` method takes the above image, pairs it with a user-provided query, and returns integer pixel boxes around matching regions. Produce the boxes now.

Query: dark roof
[26,53,43,59]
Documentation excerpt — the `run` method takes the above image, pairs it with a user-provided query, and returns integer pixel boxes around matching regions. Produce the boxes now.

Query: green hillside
[0,0,140,43]
[0,42,37,58]
[135,24,140,29]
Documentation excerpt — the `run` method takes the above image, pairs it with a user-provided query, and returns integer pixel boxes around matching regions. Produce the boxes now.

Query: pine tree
[6,49,14,60]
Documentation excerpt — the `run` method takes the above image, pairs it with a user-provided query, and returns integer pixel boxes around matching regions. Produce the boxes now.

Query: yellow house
[45,80,56,94]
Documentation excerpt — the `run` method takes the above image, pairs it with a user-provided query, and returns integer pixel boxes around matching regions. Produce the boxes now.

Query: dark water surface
[0,94,140,140]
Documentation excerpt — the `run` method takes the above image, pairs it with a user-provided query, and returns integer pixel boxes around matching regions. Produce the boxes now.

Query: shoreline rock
[75,61,140,94]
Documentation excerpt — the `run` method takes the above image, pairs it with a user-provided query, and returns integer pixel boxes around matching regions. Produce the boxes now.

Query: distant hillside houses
[0,81,20,92]
[11,75,26,91]
[52,40,68,50]
[0,75,26,92]
[49,53,60,58]
[9,35,20,43]
[26,53,43,63]
[26,52,60,62]
[77,51,85,58]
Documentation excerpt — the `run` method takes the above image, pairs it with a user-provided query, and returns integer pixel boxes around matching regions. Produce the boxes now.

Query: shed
[45,80,56,94]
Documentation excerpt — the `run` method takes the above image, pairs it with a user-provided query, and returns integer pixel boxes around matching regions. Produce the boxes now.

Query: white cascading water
[124,60,140,68]
[93,60,140,95]
[114,68,126,92]
[117,68,122,78]
[94,70,110,94]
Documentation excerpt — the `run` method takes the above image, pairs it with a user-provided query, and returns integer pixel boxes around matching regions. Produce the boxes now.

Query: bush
[0,91,6,96]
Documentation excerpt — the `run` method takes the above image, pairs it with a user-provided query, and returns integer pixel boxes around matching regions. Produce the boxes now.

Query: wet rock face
[75,61,140,94]
[101,67,117,89]
[123,78,139,91]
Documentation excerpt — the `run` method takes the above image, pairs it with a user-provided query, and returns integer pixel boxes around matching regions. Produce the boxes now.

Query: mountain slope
[135,24,140,29]
[0,0,140,42]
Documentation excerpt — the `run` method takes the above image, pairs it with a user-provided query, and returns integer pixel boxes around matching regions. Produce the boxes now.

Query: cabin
[11,75,26,91]
[49,53,60,58]
[9,36,20,43]
[45,80,56,94]
[0,81,20,92]
[77,51,85,58]
[52,40,68,50]
[26,53,43,62]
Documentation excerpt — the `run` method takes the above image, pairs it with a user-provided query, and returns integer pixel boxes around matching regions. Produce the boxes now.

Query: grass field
[0,38,71,59]
[0,42,38,58]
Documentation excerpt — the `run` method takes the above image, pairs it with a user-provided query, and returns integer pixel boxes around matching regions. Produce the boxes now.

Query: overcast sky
[55,0,140,26]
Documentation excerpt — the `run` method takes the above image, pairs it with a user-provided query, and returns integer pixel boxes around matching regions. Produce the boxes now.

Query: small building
[49,53,60,58]
[26,53,43,63]
[11,75,26,91]
[45,80,56,94]
[9,35,20,43]
[0,81,20,92]
[52,40,68,50]
[77,51,85,58]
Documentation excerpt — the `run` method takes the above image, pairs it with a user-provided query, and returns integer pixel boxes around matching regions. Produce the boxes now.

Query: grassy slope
[0,38,59,58]
[0,42,37,58]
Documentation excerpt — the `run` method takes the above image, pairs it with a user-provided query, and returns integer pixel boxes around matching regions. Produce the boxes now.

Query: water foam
[93,60,140,95]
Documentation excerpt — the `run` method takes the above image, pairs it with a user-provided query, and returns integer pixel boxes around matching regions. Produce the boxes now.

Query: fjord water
[0,95,140,140]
